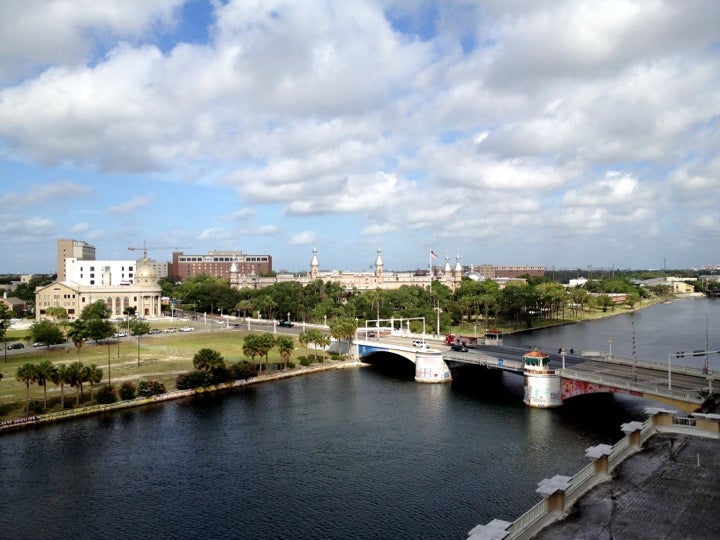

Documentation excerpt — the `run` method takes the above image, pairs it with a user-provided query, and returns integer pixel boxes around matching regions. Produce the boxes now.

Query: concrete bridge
[355,337,717,412]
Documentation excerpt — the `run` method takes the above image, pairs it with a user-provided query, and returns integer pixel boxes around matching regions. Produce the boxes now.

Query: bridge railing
[585,353,718,379]
[557,369,704,404]
[443,353,525,373]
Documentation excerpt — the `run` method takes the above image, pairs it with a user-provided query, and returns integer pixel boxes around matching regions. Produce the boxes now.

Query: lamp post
[667,352,673,390]
[561,348,566,370]
[632,322,637,383]
[608,337,612,361]
[108,343,111,386]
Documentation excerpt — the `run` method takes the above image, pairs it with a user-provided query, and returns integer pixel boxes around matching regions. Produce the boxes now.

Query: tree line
[160,274,660,333]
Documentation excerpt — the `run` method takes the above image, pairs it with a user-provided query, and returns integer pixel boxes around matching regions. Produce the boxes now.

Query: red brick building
[170,251,272,281]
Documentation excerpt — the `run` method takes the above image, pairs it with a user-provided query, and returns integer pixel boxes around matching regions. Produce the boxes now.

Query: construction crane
[128,241,186,261]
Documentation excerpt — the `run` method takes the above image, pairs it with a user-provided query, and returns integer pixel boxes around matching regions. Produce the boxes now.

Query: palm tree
[86,364,103,401]
[242,334,262,371]
[34,360,56,411]
[256,333,276,371]
[51,363,69,409]
[15,363,37,413]
[66,361,85,406]
[276,336,294,369]
[67,320,88,359]
[234,299,253,319]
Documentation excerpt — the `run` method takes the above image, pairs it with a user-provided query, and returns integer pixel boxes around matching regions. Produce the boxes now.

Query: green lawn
[0,329,329,422]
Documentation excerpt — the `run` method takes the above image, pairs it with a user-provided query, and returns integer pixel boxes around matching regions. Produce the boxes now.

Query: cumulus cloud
[0,0,184,83]
[290,231,317,245]
[0,180,93,207]
[1,0,719,270]
[106,195,154,215]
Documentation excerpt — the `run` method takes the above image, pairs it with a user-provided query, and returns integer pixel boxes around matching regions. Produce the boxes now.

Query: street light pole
[608,337,612,361]
[632,322,637,383]
[667,352,672,390]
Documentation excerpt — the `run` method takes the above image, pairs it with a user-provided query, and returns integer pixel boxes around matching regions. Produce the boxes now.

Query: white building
[36,262,162,321]
[65,258,137,287]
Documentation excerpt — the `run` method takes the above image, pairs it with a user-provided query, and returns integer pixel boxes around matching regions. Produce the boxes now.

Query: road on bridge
[471,344,713,395]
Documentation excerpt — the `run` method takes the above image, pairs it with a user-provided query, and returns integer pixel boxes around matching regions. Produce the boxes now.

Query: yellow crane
[128,241,186,261]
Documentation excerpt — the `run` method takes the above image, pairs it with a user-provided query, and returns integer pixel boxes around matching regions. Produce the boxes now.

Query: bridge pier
[414,352,452,383]
[523,351,563,408]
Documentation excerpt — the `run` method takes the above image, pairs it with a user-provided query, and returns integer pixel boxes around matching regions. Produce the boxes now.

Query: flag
[430,250,438,260]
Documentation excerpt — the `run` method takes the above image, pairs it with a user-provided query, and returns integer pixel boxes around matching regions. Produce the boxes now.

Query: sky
[1,0,719,275]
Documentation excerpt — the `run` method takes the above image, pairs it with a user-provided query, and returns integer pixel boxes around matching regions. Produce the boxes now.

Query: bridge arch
[356,340,451,383]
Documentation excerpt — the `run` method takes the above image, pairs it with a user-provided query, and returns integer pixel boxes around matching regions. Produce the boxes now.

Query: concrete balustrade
[468,407,720,540]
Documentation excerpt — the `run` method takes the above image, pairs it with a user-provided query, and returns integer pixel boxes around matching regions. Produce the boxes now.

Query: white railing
[558,369,703,404]
[505,499,547,537]
[565,462,596,502]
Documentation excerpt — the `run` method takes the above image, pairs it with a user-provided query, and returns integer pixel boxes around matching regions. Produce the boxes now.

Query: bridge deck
[358,338,711,409]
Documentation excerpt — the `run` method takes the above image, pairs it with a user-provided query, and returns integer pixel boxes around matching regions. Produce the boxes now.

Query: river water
[0,298,717,539]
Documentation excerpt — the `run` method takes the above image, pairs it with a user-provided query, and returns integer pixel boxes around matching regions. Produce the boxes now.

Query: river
[0,297,717,539]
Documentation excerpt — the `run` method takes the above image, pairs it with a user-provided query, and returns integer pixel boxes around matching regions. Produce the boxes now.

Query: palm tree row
[15,360,103,413]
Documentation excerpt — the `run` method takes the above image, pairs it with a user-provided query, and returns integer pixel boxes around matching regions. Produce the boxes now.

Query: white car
[114,332,128,338]
[412,339,429,348]
[179,326,194,332]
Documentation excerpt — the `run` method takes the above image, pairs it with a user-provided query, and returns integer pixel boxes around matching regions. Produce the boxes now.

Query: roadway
[462,343,715,401]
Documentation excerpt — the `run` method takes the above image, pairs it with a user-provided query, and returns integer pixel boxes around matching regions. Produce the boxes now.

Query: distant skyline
[1,1,718,274]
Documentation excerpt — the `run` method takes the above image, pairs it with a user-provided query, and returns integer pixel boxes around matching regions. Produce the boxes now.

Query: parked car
[450,344,468,352]
[148,329,161,334]
[7,343,24,350]
[279,320,294,328]
[114,332,128,338]
[179,326,194,332]
[32,342,45,347]
[164,328,177,333]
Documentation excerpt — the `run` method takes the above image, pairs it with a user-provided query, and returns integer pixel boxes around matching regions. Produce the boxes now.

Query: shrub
[137,380,166,397]
[175,370,208,390]
[209,365,232,385]
[96,385,117,404]
[28,401,43,414]
[228,361,257,380]
[287,361,295,369]
[299,357,311,367]
[118,381,136,400]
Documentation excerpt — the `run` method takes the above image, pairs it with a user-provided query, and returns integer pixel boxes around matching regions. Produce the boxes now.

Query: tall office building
[56,239,96,281]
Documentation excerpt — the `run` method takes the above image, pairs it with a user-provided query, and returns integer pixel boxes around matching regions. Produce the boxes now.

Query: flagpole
[429,250,433,297]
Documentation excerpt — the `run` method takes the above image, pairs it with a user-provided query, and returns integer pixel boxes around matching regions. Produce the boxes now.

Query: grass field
[0,327,330,421]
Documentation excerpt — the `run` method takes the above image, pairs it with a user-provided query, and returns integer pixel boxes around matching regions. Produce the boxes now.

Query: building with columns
[35,260,162,321]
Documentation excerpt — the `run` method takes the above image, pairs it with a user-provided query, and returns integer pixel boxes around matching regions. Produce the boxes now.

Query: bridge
[355,336,717,412]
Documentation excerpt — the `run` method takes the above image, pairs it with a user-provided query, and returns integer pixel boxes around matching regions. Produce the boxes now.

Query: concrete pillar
[645,407,677,427]
[620,421,644,448]
[536,475,572,512]
[467,519,511,540]
[414,352,451,383]
[585,444,613,474]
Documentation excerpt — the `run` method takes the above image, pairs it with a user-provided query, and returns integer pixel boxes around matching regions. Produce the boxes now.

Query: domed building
[35,259,162,321]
